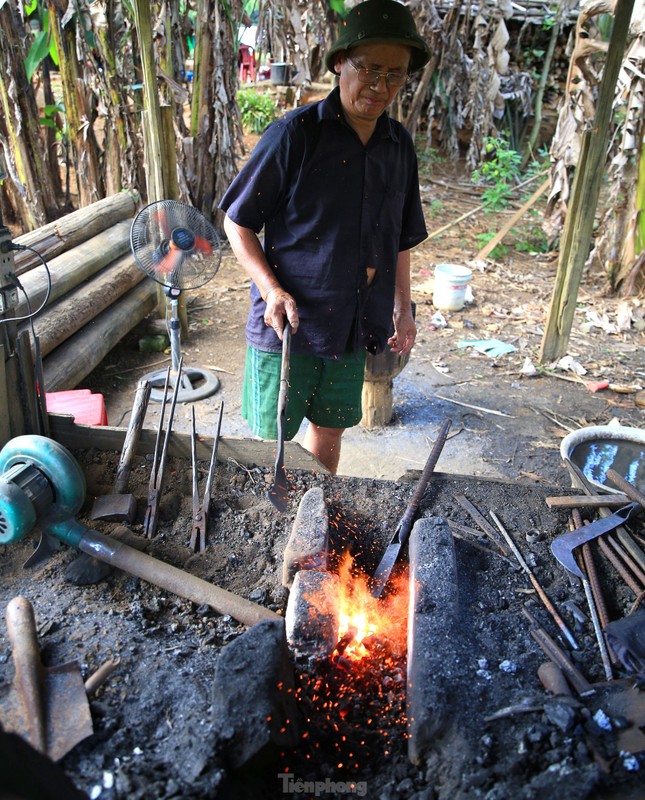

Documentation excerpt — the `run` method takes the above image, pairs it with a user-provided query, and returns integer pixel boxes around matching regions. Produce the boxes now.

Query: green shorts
[242,346,366,440]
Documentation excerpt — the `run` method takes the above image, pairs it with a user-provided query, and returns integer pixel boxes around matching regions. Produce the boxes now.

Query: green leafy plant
[237,88,279,133]
[416,140,444,179]
[24,8,59,80]
[472,135,522,210]
[426,199,444,217]
[513,223,550,254]
[475,231,508,259]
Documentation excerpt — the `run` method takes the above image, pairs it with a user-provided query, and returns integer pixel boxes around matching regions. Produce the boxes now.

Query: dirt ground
[85,157,645,487]
[2,158,645,799]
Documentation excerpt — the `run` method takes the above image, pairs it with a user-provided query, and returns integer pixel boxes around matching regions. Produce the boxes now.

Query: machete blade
[371,540,403,599]
[551,501,643,579]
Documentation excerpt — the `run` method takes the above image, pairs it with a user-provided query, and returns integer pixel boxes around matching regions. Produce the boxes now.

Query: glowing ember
[284,553,409,779]
[335,552,408,661]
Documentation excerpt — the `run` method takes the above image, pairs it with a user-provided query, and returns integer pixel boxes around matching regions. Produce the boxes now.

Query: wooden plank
[47,414,328,472]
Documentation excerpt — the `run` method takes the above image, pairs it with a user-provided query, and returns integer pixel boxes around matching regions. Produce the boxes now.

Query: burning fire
[286,553,410,778]
[335,551,408,661]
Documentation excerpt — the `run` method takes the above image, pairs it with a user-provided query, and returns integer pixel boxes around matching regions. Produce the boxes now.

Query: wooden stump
[361,348,410,428]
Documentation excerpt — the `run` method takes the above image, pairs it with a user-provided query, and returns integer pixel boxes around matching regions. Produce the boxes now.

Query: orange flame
[335,552,408,661]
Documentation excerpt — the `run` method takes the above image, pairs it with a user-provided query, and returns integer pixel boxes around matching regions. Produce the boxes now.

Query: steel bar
[605,469,645,507]
[607,534,645,588]
[603,470,645,574]
[546,494,630,509]
[597,537,642,596]
[577,553,614,681]
[570,510,616,676]
[490,510,578,650]
[581,544,610,628]
[522,606,594,696]
[454,495,509,556]
[571,510,611,629]
[84,658,121,697]
[371,419,451,598]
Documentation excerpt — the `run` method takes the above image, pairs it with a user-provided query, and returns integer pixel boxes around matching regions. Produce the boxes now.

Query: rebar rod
[491,510,577,649]
[597,537,642,596]
[571,510,614,679]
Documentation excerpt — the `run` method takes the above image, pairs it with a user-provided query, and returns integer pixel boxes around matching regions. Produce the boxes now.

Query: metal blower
[0,435,277,627]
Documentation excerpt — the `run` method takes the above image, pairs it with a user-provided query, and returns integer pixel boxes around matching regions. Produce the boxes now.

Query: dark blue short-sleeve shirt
[219,87,427,358]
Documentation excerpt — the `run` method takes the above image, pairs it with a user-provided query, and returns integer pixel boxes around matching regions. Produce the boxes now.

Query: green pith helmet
[325,0,430,75]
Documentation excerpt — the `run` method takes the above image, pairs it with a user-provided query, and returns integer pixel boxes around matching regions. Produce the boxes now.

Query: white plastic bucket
[560,424,645,493]
[433,263,472,311]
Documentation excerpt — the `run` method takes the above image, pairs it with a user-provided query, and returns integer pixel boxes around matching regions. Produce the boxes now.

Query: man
[220,0,429,474]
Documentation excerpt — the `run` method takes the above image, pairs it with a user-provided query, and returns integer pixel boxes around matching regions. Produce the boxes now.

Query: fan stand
[143,288,220,403]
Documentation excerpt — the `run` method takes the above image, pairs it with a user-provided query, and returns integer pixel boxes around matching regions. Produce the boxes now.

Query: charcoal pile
[0,446,644,800]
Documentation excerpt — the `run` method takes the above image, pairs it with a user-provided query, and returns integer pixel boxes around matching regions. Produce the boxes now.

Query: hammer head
[90,493,137,524]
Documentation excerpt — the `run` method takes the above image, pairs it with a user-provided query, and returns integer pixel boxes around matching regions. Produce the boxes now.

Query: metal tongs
[190,401,224,552]
[143,359,183,538]
[267,322,292,512]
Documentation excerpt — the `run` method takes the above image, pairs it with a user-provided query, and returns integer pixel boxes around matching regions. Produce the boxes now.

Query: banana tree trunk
[0,0,59,229]
[186,0,241,219]
[48,0,104,206]
[132,0,168,203]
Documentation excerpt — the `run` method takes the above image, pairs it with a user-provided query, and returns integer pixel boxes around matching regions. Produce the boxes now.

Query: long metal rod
[370,418,451,598]
[490,510,578,650]
[454,495,509,556]
[570,509,616,676]
[607,534,645,587]
[522,606,594,697]
[569,519,613,680]
[597,537,643,595]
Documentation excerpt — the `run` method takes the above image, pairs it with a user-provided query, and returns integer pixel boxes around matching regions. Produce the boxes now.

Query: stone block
[407,516,460,766]
[211,618,299,770]
[282,487,329,588]
[285,569,340,660]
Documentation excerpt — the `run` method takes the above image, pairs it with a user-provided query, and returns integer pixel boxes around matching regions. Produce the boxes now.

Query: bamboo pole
[132,0,167,203]
[539,0,636,363]
[521,17,561,169]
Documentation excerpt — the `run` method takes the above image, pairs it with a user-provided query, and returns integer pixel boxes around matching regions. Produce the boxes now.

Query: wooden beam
[15,221,132,316]
[13,191,139,274]
[30,254,144,357]
[43,280,157,391]
[47,414,328,472]
[539,0,636,363]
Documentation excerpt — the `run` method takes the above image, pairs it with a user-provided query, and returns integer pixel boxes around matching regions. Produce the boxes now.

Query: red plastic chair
[238,45,256,82]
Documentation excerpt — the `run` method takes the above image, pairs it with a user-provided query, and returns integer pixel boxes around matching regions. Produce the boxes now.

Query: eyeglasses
[346,56,409,88]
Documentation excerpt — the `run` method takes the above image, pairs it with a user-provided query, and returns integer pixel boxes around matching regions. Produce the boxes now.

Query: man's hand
[264,286,299,340]
[388,307,416,355]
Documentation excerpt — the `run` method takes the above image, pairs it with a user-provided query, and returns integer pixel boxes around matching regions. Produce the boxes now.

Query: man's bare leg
[303,423,345,474]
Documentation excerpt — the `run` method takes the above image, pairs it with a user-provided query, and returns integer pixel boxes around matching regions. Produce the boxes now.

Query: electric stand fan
[130,200,222,403]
